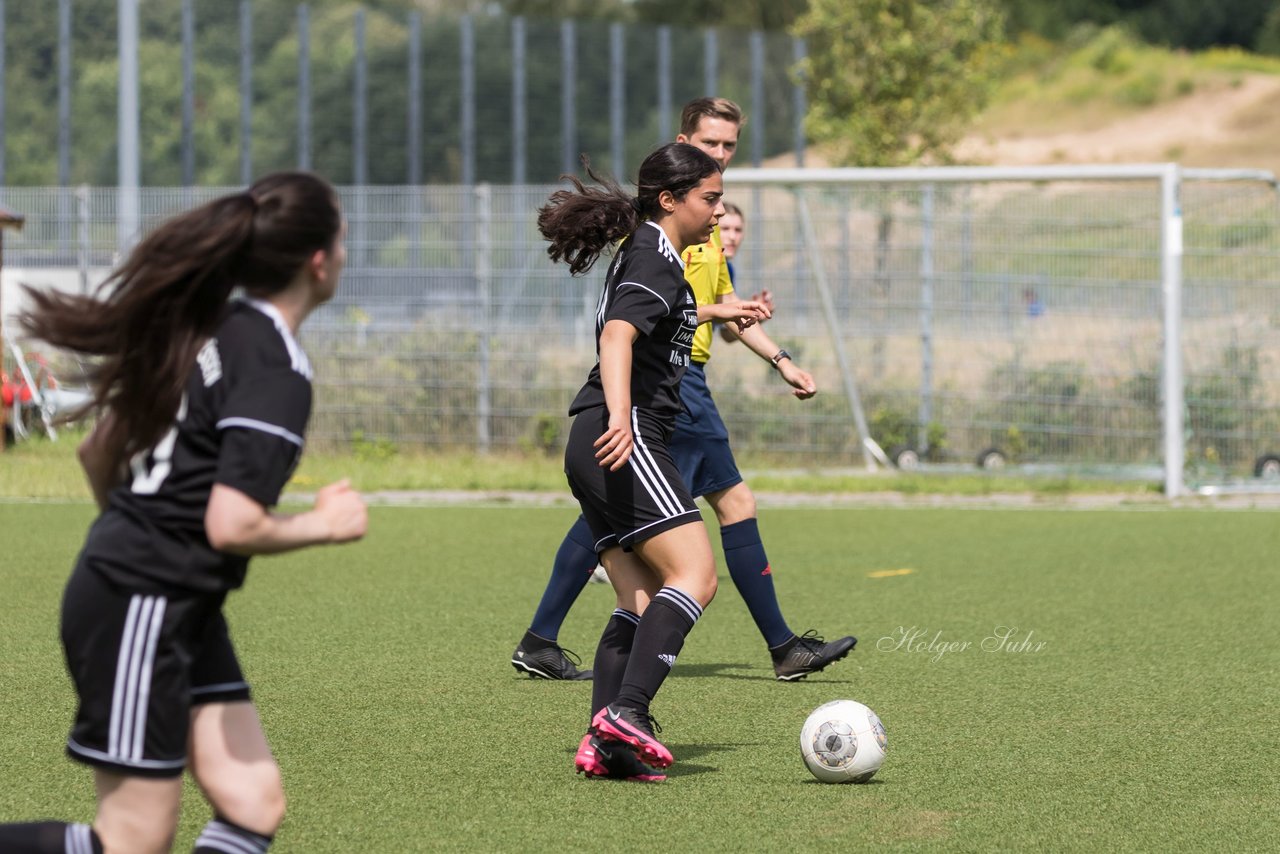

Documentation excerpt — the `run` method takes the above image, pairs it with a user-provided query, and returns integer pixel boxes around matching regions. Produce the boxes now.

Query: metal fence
[3,167,1279,495]
[0,1,807,188]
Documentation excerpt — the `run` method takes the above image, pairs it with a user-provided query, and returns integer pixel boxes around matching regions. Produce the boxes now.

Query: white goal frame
[729,163,1279,498]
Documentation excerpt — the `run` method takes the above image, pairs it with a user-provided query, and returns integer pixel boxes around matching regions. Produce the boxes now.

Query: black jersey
[80,299,313,594]
[568,222,698,419]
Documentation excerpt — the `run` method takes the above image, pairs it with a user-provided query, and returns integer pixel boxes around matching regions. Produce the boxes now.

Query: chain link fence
[3,172,1279,491]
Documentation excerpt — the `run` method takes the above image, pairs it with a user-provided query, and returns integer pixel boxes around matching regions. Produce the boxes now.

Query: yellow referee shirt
[681,224,735,364]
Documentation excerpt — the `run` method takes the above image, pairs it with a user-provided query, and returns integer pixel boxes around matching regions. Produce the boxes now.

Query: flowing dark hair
[537,142,721,276]
[19,170,342,458]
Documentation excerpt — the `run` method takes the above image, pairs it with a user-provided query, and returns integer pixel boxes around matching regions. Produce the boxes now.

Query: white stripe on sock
[196,823,268,854]
[656,587,703,623]
[612,608,641,625]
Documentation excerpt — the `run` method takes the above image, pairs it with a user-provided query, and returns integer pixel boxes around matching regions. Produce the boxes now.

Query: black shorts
[60,564,251,778]
[564,405,702,552]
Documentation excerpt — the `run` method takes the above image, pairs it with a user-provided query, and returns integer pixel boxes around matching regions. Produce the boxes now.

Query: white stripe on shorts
[65,824,92,854]
[108,596,143,759]
[627,407,683,517]
[108,594,166,764]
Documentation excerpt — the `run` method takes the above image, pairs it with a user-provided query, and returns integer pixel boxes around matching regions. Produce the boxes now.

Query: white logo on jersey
[197,339,222,387]
[669,308,698,351]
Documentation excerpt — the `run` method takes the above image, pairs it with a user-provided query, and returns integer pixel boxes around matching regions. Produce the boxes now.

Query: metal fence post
[353,9,366,187]
[511,16,526,185]
[476,183,492,453]
[461,15,475,186]
[657,26,671,143]
[0,0,6,187]
[408,11,421,185]
[298,4,311,170]
[352,10,367,267]
[58,0,71,187]
[239,0,252,185]
[77,185,90,294]
[1162,164,1185,497]
[59,0,72,256]
[117,0,140,255]
[181,0,195,186]
[792,36,806,168]
[610,22,625,177]
[560,19,576,175]
[703,28,717,96]
[919,184,935,453]
[407,10,422,269]
[750,31,764,167]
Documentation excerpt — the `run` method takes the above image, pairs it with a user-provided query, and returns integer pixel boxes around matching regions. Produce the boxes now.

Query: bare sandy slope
[764,73,1280,176]
[957,74,1280,173]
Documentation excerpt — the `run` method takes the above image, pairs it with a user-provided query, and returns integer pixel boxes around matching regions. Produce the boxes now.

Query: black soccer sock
[590,608,640,719]
[0,821,103,853]
[613,587,703,716]
[193,816,273,853]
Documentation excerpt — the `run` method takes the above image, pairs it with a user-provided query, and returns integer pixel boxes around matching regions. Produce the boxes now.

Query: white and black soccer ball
[800,699,887,783]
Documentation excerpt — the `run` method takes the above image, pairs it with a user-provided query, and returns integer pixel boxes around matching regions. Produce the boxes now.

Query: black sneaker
[771,630,857,681]
[511,640,593,680]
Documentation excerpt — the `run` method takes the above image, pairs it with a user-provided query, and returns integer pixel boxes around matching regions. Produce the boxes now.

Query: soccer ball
[800,699,887,783]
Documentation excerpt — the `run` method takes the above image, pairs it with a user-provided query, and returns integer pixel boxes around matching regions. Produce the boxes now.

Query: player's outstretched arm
[726,295,817,400]
[205,479,368,556]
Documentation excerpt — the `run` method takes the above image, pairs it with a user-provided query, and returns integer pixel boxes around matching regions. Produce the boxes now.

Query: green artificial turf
[1,503,1277,851]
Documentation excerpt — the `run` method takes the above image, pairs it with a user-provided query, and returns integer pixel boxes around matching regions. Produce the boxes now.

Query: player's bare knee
[711,483,756,525]
[209,765,286,834]
[703,572,719,604]
[683,567,717,606]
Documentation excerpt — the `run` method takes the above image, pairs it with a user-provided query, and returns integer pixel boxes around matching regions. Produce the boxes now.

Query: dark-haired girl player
[0,171,367,853]
[537,143,769,780]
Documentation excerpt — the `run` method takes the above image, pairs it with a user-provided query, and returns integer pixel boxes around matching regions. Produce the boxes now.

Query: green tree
[793,0,1003,383]
[793,0,1005,168]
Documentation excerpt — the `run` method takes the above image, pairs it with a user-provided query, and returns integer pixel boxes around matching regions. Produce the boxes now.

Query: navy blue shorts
[670,361,743,499]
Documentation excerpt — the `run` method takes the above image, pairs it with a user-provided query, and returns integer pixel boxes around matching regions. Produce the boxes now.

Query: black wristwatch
[770,349,791,368]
